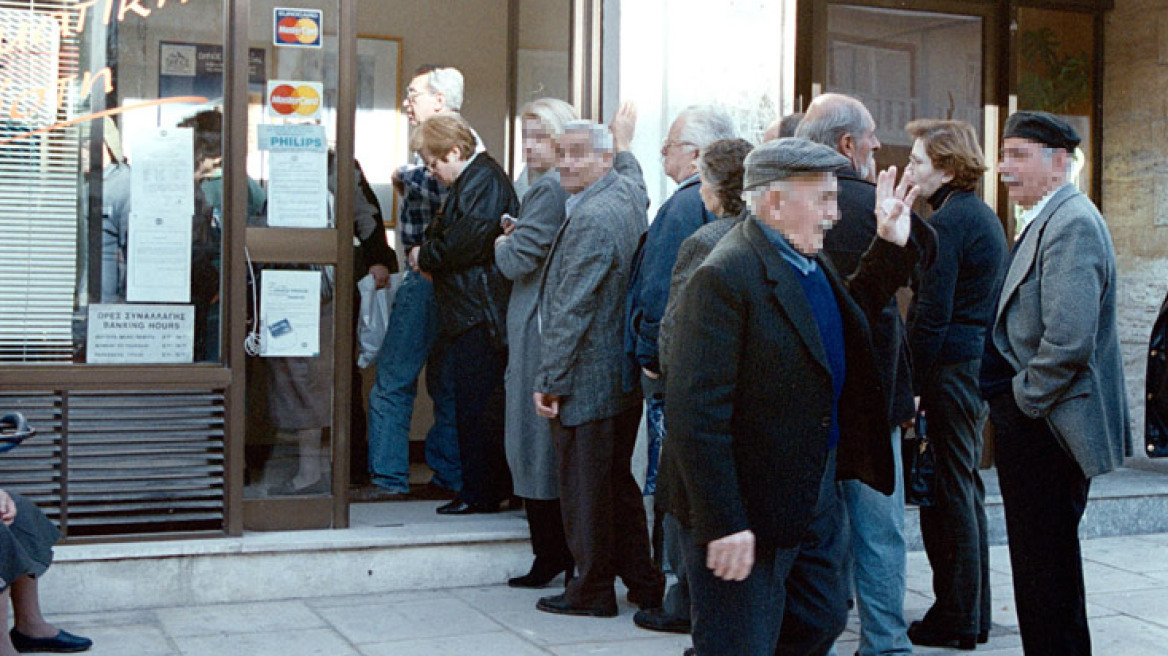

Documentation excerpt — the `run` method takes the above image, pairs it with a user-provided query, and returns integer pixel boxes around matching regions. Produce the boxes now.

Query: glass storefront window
[826,4,984,176]
[1,0,228,365]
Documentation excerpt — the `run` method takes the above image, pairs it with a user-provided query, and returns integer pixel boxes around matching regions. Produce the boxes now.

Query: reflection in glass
[826,5,983,173]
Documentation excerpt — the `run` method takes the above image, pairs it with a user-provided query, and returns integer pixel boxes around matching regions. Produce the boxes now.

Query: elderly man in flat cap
[663,138,920,656]
[981,111,1129,655]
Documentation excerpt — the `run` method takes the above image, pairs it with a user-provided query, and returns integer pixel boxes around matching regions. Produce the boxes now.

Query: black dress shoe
[683,649,696,656]
[907,620,978,650]
[536,593,618,618]
[633,607,691,634]
[10,629,93,653]
[508,559,574,588]
[435,499,501,515]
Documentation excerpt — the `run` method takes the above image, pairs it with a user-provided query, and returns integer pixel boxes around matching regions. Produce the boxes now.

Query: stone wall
[1104,0,1168,459]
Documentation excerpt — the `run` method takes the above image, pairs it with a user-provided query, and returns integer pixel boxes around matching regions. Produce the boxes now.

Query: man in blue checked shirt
[365,65,481,500]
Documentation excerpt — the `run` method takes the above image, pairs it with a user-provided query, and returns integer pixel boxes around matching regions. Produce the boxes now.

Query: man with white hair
[797,93,927,656]
[665,138,920,655]
[625,106,736,635]
[533,108,665,618]
[366,65,475,502]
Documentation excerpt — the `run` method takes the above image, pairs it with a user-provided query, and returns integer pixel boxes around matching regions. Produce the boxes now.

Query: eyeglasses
[661,139,696,152]
[404,88,432,103]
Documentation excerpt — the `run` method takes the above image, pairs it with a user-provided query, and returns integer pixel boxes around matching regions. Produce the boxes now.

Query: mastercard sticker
[267,80,325,119]
[274,8,322,48]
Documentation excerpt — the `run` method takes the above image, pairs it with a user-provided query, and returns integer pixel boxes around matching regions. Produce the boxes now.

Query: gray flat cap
[743,137,850,190]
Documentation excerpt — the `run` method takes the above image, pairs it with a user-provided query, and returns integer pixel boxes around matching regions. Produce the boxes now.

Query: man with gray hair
[797,93,924,656]
[533,106,665,618]
[665,138,920,655]
[366,64,477,503]
[625,105,736,635]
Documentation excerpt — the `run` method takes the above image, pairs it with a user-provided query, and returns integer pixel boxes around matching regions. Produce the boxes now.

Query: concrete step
[45,466,1168,615]
[904,463,1168,550]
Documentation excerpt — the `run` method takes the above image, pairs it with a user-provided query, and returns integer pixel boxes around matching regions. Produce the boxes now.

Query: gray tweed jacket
[534,152,648,427]
[992,183,1131,477]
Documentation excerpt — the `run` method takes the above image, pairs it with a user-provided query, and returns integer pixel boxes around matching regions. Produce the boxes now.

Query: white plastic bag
[356,272,400,368]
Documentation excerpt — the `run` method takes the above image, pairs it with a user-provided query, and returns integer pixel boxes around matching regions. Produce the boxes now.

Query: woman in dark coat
[493,99,579,587]
[1,489,92,654]
[411,115,520,514]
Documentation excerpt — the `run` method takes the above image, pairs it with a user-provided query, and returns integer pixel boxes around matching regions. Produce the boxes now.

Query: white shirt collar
[1015,183,1070,240]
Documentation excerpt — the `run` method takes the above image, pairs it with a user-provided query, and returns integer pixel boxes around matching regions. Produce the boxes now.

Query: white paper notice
[127,127,195,302]
[260,269,321,357]
[258,124,329,228]
[86,304,195,364]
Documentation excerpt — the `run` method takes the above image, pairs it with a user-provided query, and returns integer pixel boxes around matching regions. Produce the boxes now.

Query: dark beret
[1003,111,1081,152]
[744,138,850,190]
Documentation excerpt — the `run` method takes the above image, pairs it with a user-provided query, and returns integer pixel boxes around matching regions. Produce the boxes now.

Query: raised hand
[875,165,919,247]
[609,101,637,153]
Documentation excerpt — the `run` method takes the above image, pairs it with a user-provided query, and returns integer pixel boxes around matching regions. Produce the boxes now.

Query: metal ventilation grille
[0,0,81,363]
[0,390,226,537]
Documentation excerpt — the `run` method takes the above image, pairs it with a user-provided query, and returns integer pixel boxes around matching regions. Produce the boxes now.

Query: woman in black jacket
[410,115,520,514]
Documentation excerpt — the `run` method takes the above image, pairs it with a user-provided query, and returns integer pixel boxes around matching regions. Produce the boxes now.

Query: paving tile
[1082,534,1168,573]
[306,589,453,609]
[1089,614,1168,656]
[548,634,691,655]
[316,596,499,644]
[155,600,325,637]
[488,607,654,647]
[360,631,552,656]
[1089,587,1168,628]
[72,623,176,656]
[450,584,556,615]
[173,627,359,656]
[1083,560,1164,593]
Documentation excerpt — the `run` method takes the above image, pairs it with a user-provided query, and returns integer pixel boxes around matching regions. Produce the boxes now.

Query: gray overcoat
[992,183,1131,478]
[495,170,568,499]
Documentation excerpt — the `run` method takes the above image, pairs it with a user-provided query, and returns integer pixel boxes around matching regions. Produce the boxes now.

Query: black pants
[684,450,848,656]
[919,360,991,637]
[990,392,1092,656]
[448,324,511,507]
[553,405,664,607]
[524,497,573,570]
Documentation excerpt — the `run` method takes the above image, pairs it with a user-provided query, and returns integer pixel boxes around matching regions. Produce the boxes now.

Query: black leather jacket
[1147,289,1168,457]
[418,152,519,344]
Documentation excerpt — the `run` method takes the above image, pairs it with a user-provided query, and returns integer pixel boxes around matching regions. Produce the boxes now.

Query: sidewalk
[43,531,1168,655]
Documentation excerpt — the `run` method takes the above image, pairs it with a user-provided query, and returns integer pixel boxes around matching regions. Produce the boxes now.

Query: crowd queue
[0,64,1129,656]
[355,64,1129,656]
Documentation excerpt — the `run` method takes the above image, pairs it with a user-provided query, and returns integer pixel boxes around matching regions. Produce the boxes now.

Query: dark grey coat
[534,152,648,427]
[991,183,1131,478]
[495,170,568,499]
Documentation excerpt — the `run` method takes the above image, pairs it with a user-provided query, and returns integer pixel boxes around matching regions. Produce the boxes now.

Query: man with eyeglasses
[365,65,481,504]
[625,106,736,636]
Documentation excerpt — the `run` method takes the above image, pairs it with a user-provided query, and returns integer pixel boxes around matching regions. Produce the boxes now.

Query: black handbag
[902,410,935,507]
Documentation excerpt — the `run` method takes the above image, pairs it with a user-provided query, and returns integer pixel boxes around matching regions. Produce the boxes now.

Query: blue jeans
[643,396,665,495]
[367,271,460,493]
[837,427,910,656]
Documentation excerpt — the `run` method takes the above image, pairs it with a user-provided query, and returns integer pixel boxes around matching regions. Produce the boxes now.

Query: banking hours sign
[274,8,323,48]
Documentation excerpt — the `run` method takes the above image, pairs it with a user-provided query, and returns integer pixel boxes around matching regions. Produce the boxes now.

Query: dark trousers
[990,393,1092,656]
[661,512,692,622]
[553,404,664,607]
[524,497,573,570]
[683,451,849,656]
[448,324,511,507]
[919,360,991,637]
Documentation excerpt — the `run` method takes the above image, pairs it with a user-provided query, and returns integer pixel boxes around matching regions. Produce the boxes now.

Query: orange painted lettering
[9,87,47,120]
[118,0,151,21]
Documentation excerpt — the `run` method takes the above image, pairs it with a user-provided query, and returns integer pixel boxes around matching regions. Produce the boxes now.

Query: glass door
[237,0,355,530]
[803,1,1001,207]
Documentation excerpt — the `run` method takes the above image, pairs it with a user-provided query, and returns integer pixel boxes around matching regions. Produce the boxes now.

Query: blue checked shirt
[397,153,446,249]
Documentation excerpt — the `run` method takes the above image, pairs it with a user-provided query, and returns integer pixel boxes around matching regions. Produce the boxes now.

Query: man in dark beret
[982,110,1130,654]
[664,138,920,655]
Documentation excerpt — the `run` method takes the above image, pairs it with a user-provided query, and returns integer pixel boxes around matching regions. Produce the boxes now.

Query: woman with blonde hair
[494,98,578,586]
